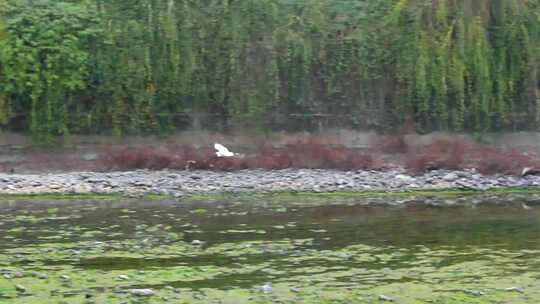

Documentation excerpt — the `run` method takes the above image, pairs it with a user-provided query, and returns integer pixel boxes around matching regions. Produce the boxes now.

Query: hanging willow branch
[0,0,537,140]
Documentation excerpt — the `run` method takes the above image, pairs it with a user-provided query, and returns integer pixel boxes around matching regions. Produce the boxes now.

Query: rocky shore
[0,168,539,198]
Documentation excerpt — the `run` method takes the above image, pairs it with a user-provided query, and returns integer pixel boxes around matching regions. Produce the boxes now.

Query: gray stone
[378,294,394,301]
[505,286,524,293]
[130,289,155,296]
[117,275,130,281]
[442,173,459,181]
[15,284,26,292]
[395,174,414,181]
[259,283,273,293]
[0,168,538,201]
[463,289,484,296]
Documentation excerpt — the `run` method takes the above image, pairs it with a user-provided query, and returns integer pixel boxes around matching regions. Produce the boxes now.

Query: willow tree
[0,1,8,128]
[0,0,538,139]
[385,0,539,132]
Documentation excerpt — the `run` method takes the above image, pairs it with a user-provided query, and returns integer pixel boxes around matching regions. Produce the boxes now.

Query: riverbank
[1,168,540,199]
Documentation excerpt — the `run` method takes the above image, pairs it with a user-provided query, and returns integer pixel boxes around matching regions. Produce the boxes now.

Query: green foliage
[387,0,539,132]
[0,0,98,142]
[0,0,538,139]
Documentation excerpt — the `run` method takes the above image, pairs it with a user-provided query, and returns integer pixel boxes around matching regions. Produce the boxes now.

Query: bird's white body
[214,143,235,157]
[522,167,532,176]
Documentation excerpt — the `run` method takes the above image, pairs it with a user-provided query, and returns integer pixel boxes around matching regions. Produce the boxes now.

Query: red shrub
[90,136,540,175]
[102,145,248,171]
[473,147,535,175]
[370,134,408,154]
[404,137,540,175]
[334,149,374,170]
[103,146,169,170]
[283,139,325,168]
[405,138,468,173]
[210,157,248,171]
[176,147,214,170]
[279,140,374,170]
[248,151,293,170]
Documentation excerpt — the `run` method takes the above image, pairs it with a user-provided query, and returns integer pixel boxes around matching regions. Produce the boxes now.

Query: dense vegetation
[0,0,538,140]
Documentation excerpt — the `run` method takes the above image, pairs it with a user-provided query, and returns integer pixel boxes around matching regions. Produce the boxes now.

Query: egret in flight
[214,143,236,157]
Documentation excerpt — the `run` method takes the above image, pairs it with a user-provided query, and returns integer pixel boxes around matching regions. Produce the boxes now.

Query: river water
[0,195,539,303]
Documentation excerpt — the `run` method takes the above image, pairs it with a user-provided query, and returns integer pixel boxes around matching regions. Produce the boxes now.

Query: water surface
[0,195,539,303]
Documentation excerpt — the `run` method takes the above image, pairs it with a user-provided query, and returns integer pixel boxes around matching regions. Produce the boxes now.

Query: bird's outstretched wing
[214,143,235,157]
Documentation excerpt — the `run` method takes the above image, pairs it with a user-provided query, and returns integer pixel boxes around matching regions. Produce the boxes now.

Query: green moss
[184,187,540,203]
[0,193,174,202]
[1,190,540,303]
[2,186,540,204]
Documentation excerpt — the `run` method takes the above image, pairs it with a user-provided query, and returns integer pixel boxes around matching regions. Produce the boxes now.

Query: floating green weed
[1,195,540,303]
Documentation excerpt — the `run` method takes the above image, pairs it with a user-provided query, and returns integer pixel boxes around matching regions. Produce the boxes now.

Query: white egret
[214,143,235,157]
[522,167,540,177]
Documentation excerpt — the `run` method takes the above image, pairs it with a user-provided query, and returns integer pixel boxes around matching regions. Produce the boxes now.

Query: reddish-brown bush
[333,149,374,170]
[405,138,468,172]
[103,146,168,170]
[177,147,215,170]
[210,157,248,171]
[370,134,408,154]
[473,147,536,175]
[404,137,540,175]
[97,137,540,175]
[280,140,373,170]
[101,140,376,171]
[101,145,246,171]
[287,139,332,168]
[248,148,293,170]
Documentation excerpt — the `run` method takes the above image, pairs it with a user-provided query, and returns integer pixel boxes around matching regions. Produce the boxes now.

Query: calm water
[0,195,539,303]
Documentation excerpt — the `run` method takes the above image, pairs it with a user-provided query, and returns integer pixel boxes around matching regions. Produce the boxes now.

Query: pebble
[130,289,155,296]
[259,283,273,293]
[164,286,181,293]
[395,174,413,181]
[0,168,539,199]
[463,289,484,296]
[117,275,130,281]
[505,286,525,293]
[378,294,394,302]
[15,284,26,292]
[443,173,459,181]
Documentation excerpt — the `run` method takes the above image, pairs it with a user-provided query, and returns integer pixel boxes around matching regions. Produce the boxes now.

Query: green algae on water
[0,194,539,303]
